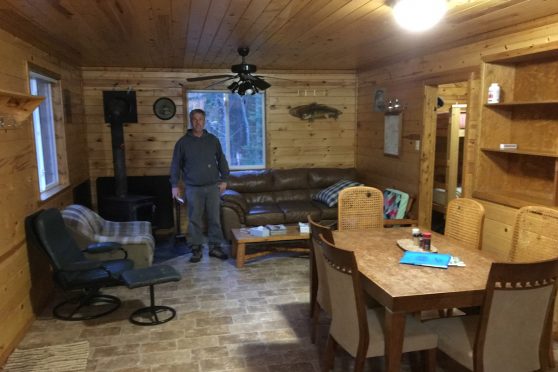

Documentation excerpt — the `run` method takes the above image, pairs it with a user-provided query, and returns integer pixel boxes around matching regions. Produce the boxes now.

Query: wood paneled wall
[82,69,356,205]
[356,16,558,259]
[0,29,87,364]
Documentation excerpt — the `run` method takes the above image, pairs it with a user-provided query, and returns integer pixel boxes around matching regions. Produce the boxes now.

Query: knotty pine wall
[0,29,87,363]
[356,16,558,260]
[82,69,356,206]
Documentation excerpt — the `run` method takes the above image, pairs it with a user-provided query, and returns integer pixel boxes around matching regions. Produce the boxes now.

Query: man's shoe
[209,246,228,260]
[189,245,202,263]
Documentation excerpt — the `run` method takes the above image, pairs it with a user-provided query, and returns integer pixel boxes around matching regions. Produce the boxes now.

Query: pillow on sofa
[313,179,362,207]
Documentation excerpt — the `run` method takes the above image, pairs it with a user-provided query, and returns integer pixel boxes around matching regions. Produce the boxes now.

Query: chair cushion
[313,180,362,207]
[426,315,478,370]
[383,188,410,219]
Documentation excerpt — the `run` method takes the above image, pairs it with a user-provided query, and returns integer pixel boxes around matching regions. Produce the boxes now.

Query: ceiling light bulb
[393,0,447,32]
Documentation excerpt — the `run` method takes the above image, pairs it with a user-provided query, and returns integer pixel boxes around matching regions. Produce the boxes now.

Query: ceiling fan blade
[186,74,234,82]
[252,76,271,90]
[205,76,238,89]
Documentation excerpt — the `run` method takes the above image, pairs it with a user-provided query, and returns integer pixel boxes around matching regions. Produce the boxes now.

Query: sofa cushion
[245,204,285,225]
[272,168,309,190]
[313,179,362,207]
[308,168,357,189]
[277,201,321,223]
[312,201,338,220]
[244,193,275,205]
[227,170,273,193]
[274,189,311,203]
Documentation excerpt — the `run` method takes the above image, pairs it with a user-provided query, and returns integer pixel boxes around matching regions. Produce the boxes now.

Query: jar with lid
[421,232,432,251]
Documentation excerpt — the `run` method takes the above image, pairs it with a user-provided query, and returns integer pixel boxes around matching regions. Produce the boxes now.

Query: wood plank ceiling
[0,0,557,71]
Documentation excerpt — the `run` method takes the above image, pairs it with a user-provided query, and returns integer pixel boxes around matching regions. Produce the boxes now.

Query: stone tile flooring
[14,244,558,371]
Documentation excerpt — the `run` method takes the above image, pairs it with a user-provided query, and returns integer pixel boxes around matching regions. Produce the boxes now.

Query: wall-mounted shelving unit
[473,46,558,209]
[0,89,44,129]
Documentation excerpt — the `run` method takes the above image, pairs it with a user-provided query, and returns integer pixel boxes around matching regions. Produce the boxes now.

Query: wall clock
[153,97,176,120]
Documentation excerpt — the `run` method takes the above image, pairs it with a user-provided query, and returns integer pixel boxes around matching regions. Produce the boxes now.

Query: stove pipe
[102,91,138,198]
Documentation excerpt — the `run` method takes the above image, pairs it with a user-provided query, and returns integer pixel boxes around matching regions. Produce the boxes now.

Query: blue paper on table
[399,251,452,269]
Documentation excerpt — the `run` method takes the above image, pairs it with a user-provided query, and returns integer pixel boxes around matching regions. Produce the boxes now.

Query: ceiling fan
[186,47,271,96]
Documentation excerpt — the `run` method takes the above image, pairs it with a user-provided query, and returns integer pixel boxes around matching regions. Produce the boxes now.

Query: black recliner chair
[26,208,134,321]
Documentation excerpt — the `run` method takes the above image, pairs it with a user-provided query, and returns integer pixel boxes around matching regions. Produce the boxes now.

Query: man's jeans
[185,184,224,246]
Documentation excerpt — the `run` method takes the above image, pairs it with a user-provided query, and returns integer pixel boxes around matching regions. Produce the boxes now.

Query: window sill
[39,183,70,202]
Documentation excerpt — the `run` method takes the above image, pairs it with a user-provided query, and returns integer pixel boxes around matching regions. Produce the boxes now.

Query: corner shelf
[0,89,44,125]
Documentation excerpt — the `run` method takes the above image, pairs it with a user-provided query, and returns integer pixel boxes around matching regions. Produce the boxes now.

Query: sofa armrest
[222,190,248,213]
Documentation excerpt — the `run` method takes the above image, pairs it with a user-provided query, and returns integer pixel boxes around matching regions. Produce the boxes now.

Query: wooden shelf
[474,50,558,209]
[481,148,558,158]
[0,89,44,123]
[473,190,555,209]
[485,100,558,108]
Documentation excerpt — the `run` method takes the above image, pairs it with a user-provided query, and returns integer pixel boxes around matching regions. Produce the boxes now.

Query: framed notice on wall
[384,112,402,157]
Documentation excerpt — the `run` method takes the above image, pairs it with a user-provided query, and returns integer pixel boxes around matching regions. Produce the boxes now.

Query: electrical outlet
[415,140,420,151]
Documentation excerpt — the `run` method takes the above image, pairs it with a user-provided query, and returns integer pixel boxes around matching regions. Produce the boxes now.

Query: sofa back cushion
[226,170,273,193]
[272,168,309,190]
[274,189,311,203]
[308,168,357,189]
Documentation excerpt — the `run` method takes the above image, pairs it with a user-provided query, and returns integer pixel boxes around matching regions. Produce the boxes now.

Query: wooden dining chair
[338,186,384,231]
[445,198,485,251]
[427,258,558,372]
[508,205,558,367]
[307,215,334,344]
[316,234,437,372]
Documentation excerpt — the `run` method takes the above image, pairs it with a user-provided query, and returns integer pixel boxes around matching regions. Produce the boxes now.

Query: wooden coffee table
[231,225,310,268]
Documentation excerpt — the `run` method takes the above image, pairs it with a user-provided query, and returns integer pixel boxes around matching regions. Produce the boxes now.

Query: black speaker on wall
[102,90,138,124]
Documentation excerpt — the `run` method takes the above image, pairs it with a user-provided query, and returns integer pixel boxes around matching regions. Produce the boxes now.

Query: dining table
[333,226,495,372]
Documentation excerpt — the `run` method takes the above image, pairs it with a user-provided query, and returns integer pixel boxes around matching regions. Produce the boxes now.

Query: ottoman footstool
[121,265,181,326]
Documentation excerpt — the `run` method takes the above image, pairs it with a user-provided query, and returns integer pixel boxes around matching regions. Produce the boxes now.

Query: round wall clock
[153,97,176,120]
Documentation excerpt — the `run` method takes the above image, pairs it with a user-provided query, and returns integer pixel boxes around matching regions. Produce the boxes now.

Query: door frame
[417,70,479,229]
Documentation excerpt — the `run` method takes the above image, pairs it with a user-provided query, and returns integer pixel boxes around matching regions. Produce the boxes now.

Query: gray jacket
[169,129,230,187]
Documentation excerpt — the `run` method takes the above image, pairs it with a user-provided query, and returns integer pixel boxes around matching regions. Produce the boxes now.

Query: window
[187,91,265,169]
[29,70,68,198]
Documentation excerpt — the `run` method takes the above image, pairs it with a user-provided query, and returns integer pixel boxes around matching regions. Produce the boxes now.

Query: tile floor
[13,243,558,371]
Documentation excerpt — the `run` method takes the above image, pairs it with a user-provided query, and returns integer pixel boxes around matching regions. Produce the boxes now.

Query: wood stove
[101,90,155,224]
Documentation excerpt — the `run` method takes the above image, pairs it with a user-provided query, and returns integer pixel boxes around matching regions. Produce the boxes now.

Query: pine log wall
[82,69,356,207]
[0,29,88,363]
[356,15,558,260]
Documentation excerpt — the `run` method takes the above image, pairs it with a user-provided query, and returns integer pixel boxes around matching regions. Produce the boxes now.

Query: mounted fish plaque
[289,102,342,122]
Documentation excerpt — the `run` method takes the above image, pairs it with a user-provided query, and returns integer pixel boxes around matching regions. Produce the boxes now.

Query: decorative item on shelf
[487,82,501,103]
[153,97,176,120]
[499,144,518,150]
[288,102,342,122]
[0,89,44,129]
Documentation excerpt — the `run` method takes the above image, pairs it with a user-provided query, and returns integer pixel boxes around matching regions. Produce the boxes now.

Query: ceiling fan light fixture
[392,0,447,32]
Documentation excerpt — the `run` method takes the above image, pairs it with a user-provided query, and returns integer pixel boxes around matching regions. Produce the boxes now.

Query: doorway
[417,71,480,230]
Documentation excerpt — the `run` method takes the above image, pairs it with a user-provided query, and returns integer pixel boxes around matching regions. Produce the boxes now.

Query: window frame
[28,68,70,200]
[186,90,267,170]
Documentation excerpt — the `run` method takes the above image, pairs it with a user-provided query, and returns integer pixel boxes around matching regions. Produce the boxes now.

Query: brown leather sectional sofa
[221,168,356,240]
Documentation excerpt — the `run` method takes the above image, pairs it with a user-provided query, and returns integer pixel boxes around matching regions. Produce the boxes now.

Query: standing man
[170,109,229,263]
